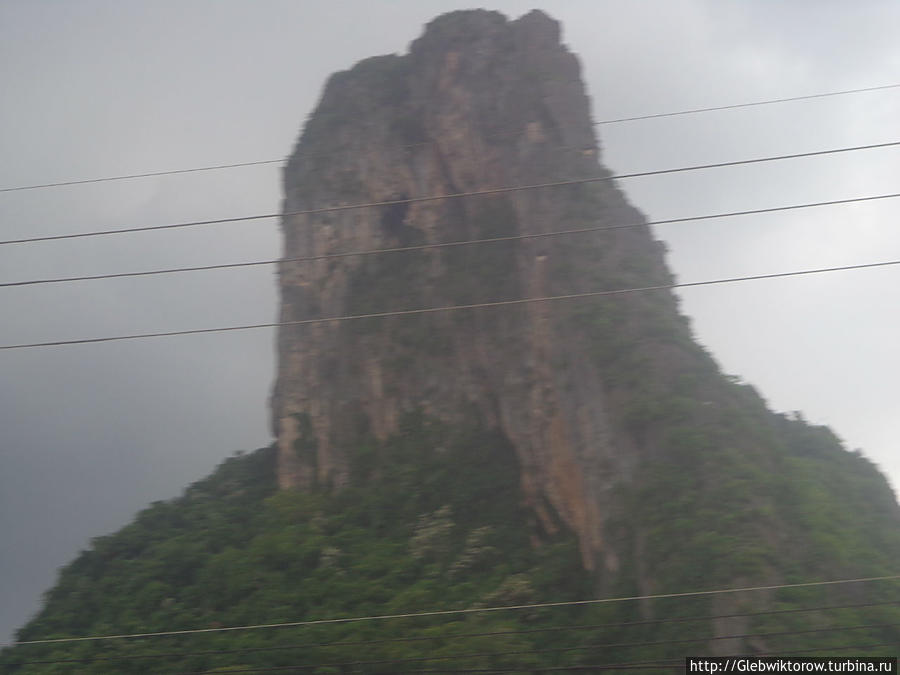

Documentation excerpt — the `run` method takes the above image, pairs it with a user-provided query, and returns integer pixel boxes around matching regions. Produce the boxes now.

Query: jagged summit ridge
[410,9,561,55]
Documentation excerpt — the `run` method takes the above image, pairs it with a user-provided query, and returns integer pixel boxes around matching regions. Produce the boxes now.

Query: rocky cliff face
[272,9,691,571]
[270,10,791,574]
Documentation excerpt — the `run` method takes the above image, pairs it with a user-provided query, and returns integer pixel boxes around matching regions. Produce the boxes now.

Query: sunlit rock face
[272,9,680,570]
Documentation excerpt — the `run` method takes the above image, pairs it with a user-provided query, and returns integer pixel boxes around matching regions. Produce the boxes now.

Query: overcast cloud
[1,0,898,642]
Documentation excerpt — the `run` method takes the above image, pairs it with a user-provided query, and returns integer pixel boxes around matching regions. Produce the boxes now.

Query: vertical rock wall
[272,10,678,570]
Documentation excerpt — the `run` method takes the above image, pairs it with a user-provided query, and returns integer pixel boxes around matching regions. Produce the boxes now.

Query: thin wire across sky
[3,258,900,351]
[2,191,898,289]
[1,81,898,194]
[0,88,897,350]
[3,139,898,246]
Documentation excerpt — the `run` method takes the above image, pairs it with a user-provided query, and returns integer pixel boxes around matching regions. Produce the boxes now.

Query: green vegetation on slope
[4,408,898,673]
[5,195,900,669]
[3,416,592,673]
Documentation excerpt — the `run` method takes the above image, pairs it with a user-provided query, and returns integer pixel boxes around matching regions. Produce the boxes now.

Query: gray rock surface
[273,10,686,570]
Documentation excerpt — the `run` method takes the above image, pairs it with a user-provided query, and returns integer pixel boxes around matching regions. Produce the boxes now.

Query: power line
[0,159,285,194]
[18,599,898,666]
[2,82,897,194]
[8,574,898,646]
[598,82,900,124]
[4,191,899,289]
[3,257,900,352]
[2,139,898,246]
[168,623,900,675]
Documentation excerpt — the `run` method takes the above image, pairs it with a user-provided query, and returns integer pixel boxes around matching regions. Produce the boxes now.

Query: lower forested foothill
[3,409,899,673]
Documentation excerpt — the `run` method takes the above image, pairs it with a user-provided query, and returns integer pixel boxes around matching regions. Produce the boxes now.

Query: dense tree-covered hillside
[3,411,898,673]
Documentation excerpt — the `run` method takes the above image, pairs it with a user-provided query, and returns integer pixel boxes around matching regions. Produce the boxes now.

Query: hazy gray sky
[2,0,898,642]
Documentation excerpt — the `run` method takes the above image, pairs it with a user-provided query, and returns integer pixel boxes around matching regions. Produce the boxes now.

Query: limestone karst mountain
[270,7,900,583]
[4,10,899,673]
[272,9,664,572]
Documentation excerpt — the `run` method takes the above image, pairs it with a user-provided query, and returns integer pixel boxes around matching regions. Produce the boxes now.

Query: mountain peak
[274,10,668,572]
